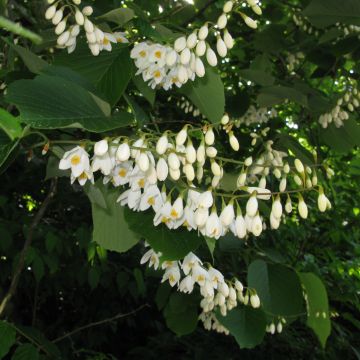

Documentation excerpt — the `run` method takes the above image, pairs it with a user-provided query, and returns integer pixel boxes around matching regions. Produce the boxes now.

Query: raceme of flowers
[319,87,360,128]
[167,95,204,119]
[58,117,332,242]
[44,0,128,55]
[140,248,261,335]
[131,0,262,90]
[232,105,277,127]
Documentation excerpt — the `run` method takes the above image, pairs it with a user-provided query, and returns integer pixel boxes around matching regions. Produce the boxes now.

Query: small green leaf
[133,268,146,296]
[204,236,216,260]
[88,267,100,290]
[98,8,135,26]
[11,343,39,360]
[0,132,19,174]
[216,307,267,349]
[0,108,22,140]
[133,75,156,106]
[45,232,59,253]
[238,69,275,87]
[247,260,304,317]
[90,185,140,253]
[299,272,331,348]
[0,321,16,358]
[124,208,203,261]
[180,68,225,124]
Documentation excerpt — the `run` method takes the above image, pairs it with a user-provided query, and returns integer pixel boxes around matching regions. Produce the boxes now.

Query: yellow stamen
[161,217,169,224]
[117,38,123,43]
[155,50,162,59]
[79,172,88,180]
[139,50,146,58]
[170,209,178,219]
[183,220,189,228]
[138,178,145,188]
[197,275,205,282]
[118,169,127,178]
[147,197,155,206]
[154,70,161,78]
[103,37,110,45]
[71,155,81,166]
[169,274,176,283]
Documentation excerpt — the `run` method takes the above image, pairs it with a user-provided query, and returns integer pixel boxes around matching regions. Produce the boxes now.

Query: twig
[0,16,42,44]
[185,0,217,25]
[0,178,58,318]
[52,304,149,344]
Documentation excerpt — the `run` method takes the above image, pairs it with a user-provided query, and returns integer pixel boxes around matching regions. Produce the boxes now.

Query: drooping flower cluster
[292,12,319,37]
[167,96,204,118]
[44,0,128,55]
[286,52,305,73]
[131,0,262,90]
[319,87,360,128]
[58,117,332,241]
[140,249,260,335]
[230,105,277,127]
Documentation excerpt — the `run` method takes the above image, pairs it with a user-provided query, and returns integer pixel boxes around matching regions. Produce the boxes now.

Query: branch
[184,0,217,26]
[52,304,150,344]
[0,16,42,44]
[0,178,58,318]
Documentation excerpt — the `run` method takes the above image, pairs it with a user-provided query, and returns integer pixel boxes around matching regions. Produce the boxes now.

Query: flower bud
[244,15,257,29]
[250,294,261,308]
[294,158,304,173]
[169,167,181,180]
[205,128,215,145]
[272,196,283,219]
[285,196,292,213]
[229,132,239,151]
[197,143,206,163]
[246,193,258,217]
[220,203,235,226]
[185,142,197,164]
[52,9,63,25]
[156,134,168,155]
[217,13,228,29]
[174,36,187,52]
[237,172,247,187]
[298,196,308,219]
[84,18,94,33]
[82,6,94,16]
[176,127,188,146]
[94,139,108,156]
[198,25,209,40]
[45,5,57,20]
[168,153,180,170]
[206,146,217,158]
[318,191,328,212]
[55,19,67,35]
[206,47,218,67]
[166,50,177,67]
[216,37,227,58]
[177,66,188,84]
[116,143,130,162]
[223,29,234,49]
[221,114,230,125]
[184,163,195,181]
[211,160,221,176]
[156,158,169,181]
[223,1,233,13]
[180,47,191,65]
[195,57,205,77]
[252,214,263,236]
[138,152,150,172]
[196,40,206,57]
[186,32,198,49]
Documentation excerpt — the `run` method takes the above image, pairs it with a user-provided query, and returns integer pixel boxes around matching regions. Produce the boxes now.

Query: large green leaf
[180,68,225,124]
[0,108,22,140]
[247,260,304,317]
[216,307,267,349]
[320,118,360,153]
[11,344,39,360]
[124,208,203,261]
[133,75,156,106]
[238,69,275,87]
[90,185,140,253]
[163,293,198,336]
[257,85,308,107]
[98,8,135,26]
[0,131,19,174]
[55,43,133,106]
[303,0,360,28]
[299,273,331,348]
[6,74,134,133]
[0,321,16,358]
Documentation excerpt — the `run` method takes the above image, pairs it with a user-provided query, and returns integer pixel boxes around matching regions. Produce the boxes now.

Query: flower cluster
[266,318,286,335]
[231,105,277,127]
[286,52,305,73]
[319,87,360,128]
[131,0,262,90]
[140,249,260,334]
[292,12,319,37]
[167,96,204,118]
[44,0,128,55]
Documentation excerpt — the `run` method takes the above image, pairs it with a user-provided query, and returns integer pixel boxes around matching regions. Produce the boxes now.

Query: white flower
[229,132,239,151]
[91,151,113,176]
[250,294,261,308]
[162,265,181,287]
[220,203,235,227]
[198,25,209,40]
[218,281,230,297]
[101,33,117,52]
[298,197,308,219]
[140,184,162,212]
[217,14,228,29]
[140,249,160,270]
[109,161,133,186]
[192,265,208,286]
[182,252,202,275]
[59,146,91,178]
[179,275,195,293]
[113,31,129,44]
[170,197,184,220]
[234,214,247,239]
[197,191,213,209]
[174,36,187,52]
[246,193,258,217]
[251,214,263,236]
[206,210,222,239]
[208,268,225,289]
[94,140,108,156]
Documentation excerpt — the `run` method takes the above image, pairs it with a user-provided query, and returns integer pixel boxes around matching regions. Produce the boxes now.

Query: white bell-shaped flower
[156,134,168,155]
[94,139,108,157]
[156,158,169,181]
[246,193,258,217]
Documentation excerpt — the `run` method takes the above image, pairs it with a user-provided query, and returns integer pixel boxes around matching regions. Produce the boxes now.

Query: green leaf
[238,69,275,87]
[11,344,39,360]
[0,132,19,174]
[133,75,156,106]
[257,85,308,107]
[6,74,133,133]
[204,236,216,259]
[124,94,150,126]
[133,268,146,296]
[180,68,225,124]
[155,283,172,311]
[299,272,331,348]
[98,8,135,26]
[163,293,198,336]
[84,181,107,210]
[45,155,70,180]
[0,108,22,140]
[5,40,47,74]
[55,44,133,106]
[320,118,360,152]
[32,254,45,282]
[247,260,304,317]
[124,208,203,261]
[303,0,360,28]
[216,307,267,349]
[88,267,100,290]
[0,321,16,358]
[90,185,140,253]
[45,232,59,253]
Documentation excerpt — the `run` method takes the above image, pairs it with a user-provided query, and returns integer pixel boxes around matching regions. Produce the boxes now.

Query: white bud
[156,134,168,155]
[252,4,262,15]
[71,25,80,37]
[55,19,67,35]
[245,157,253,167]
[198,25,209,40]
[223,29,234,49]
[169,167,181,181]
[74,9,85,26]
[166,50,177,67]
[294,158,304,173]
[183,163,195,181]
[211,160,222,176]
[277,322,283,333]
[72,0,81,4]
[195,57,205,78]
[187,32,198,49]
[217,13,228,29]
[250,294,261,308]
[298,197,308,219]
[185,143,197,164]
[196,40,206,57]
[246,194,258,217]
[205,128,215,145]
[244,15,258,29]
[206,47,218,67]
[176,127,188,146]
[294,174,302,186]
[220,204,235,226]
[94,139,108,156]
[269,323,276,334]
[223,1,234,13]
[206,146,217,158]
[84,18,94,33]
[57,31,70,46]
[168,153,180,170]
[116,143,130,162]
[156,158,169,181]
[279,177,287,192]
[86,31,97,44]
[235,215,247,238]
[218,282,230,297]
[270,212,280,229]
[252,214,263,236]
[52,9,63,25]
[283,163,290,174]
[216,37,227,57]
[82,6,94,16]
[89,43,100,56]
[180,47,191,65]
[45,5,57,20]
[197,143,206,163]
[235,280,244,292]
[318,192,328,212]
[138,153,150,172]
[177,66,188,84]
[272,196,282,219]
[237,172,247,187]
[229,132,239,151]
[174,36,187,52]
[285,197,292,213]
[221,114,230,125]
